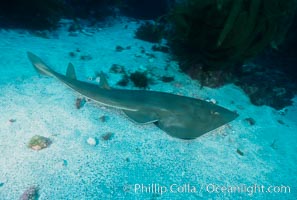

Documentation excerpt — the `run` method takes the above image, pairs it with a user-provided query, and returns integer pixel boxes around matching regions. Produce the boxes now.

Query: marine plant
[168,0,297,70]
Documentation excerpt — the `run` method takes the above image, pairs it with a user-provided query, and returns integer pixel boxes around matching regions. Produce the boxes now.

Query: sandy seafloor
[0,18,296,200]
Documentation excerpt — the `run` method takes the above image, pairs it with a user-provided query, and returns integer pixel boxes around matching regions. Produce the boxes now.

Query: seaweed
[168,0,297,70]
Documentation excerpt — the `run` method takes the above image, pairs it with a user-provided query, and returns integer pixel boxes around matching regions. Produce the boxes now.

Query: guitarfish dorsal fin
[99,71,111,90]
[66,63,77,80]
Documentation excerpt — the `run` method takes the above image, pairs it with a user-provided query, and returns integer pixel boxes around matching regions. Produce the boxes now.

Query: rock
[99,115,109,122]
[80,55,92,61]
[110,64,126,74]
[20,185,39,200]
[152,44,169,53]
[235,63,297,110]
[75,97,86,109]
[161,76,174,83]
[9,119,16,123]
[28,135,51,151]
[115,45,125,52]
[87,137,97,146]
[101,132,114,141]
[236,149,244,156]
[245,117,256,126]
[206,98,217,104]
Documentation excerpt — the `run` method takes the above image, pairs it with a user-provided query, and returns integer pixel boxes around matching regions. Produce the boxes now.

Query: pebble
[87,137,97,146]
[206,98,217,104]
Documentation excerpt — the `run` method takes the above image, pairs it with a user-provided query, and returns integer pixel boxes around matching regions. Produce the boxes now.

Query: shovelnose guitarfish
[27,52,238,139]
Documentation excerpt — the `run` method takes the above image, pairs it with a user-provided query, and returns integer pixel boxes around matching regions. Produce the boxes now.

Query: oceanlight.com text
[206,184,290,196]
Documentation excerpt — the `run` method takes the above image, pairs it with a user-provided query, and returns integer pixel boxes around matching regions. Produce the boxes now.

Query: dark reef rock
[64,0,116,20]
[120,0,171,20]
[161,76,174,83]
[152,44,169,53]
[0,0,117,30]
[0,0,64,30]
[181,61,235,88]
[135,22,164,43]
[235,64,297,110]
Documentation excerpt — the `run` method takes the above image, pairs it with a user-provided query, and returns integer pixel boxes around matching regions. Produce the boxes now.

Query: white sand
[0,18,296,199]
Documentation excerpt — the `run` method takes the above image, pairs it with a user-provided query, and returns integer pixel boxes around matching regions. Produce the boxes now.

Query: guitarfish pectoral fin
[123,110,159,124]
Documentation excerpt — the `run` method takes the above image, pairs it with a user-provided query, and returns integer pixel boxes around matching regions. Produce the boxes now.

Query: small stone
[161,76,174,83]
[99,115,109,122]
[134,53,142,58]
[69,52,76,57]
[87,137,97,146]
[110,64,126,74]
[117,74,129,86]
[75,97,86,109]
[270,139,278,150]
[245,117,256,126]
[80,55,92,61]
[28,135,51,151]
[206,98,217,104]
[62,159,68,167]
[9,119,16,123]
[277,119,285,125]
[0,182,4,187]
[236,149,244,156]
[278,108,288,115]
[115,45,125,52]
[20,185,39,200]
[101,132,114,141]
